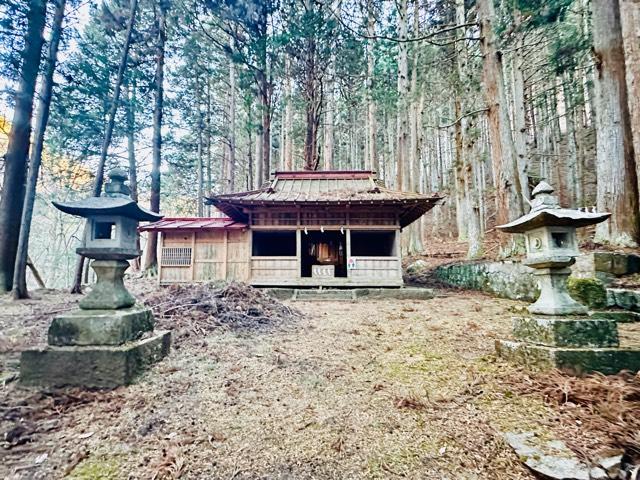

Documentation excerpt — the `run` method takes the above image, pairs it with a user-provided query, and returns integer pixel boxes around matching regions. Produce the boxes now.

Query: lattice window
[349,211,396,225]
[161,247,192,266]
[251,211,297,226]
[300,211,346,225]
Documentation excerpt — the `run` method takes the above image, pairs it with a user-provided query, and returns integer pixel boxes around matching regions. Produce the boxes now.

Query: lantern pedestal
[80,260,136,310]
[528,268,588,316]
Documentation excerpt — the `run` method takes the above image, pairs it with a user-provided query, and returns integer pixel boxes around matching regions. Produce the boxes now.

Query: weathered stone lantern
[498,181,609,315]
[495,181,640,374]
[21,169,171,388]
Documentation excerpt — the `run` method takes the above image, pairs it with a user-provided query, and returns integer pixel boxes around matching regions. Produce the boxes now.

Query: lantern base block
[48,305,154,346]
[512,316,619,348]
[20,331,170,388]
[495,339,640,375]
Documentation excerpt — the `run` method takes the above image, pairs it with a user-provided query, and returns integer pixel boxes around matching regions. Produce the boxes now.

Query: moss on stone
[67,455,121,479]
[567,277,607,310]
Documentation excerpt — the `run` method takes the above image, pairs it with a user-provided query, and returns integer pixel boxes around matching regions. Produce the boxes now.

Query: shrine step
[292,289,356,301]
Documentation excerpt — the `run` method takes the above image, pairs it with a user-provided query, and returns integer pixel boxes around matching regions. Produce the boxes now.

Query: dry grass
[504,369,640,460]
[1,285,639,479]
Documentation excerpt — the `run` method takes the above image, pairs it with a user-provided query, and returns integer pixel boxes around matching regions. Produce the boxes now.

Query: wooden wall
[158,226,403,287]
[159,229,250,284]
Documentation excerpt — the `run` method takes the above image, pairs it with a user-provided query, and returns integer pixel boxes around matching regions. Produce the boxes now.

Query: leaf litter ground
[1,282,640,479]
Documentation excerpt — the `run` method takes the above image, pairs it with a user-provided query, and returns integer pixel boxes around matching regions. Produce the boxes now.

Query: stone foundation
[21,331,170,388]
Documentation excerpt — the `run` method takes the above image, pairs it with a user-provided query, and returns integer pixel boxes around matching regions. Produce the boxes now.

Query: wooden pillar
[248,229,254,283]
[222,229,229,280]
[346,228,352,279]
[157,232,163,285]
[190,232,196,281]
[395,228,402,279]
[296,229,302,278]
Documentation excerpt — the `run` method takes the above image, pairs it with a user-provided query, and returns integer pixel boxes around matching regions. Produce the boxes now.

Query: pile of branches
[508,369,640,460]
[144,282,300,334]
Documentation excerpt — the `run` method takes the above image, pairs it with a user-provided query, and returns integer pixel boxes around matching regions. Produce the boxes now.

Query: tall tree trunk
[126,81,141,270]
[407,0,423,254]
[126,82,138,203]
[396,0,409,191]
[563,77,579,206]
[255,93,264,188]
[302,1,321,172]
[196,76,204,216]
[511,29,529,200]
[386,109,395,187]
[620,0,640,201]
[259,76,271,184]
[144,0,167,270]
[323,3,336,172]
[12,0,66,299]
[283,58,294,170]
[71,0,138,292]
[0,0,46,293]
[592,0,639,246]
[478,0,524,228]
[366,0,378,173]
[227,44,236,192]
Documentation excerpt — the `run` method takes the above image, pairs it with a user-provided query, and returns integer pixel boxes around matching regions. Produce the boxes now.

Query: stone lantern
[20,169,171,388]
[495,181,640,374]
[52,168,160,310]
[498,181,609,315]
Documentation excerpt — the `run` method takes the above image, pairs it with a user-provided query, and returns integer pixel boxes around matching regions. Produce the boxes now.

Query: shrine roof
[206,170,443,228]
[139,217,247,232]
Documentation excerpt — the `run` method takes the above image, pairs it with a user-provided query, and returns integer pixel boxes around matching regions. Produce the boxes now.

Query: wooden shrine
[141,170,442,287]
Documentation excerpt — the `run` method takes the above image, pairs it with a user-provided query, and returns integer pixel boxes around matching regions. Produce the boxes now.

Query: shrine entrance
[300,230,347,279]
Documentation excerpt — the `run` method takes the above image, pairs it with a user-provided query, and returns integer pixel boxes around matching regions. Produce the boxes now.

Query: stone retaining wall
[433,261,539,302]
[434,260,640,312]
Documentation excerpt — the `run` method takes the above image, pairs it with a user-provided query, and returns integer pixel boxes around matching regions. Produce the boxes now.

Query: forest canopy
[0,0,639,293]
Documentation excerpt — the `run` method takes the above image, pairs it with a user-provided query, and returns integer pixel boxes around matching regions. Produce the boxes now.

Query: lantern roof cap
[531,181,554,197]
[497,181,610,233]
[52,168,162,222]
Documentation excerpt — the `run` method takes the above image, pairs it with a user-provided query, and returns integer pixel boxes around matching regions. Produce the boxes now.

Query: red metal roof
[139,217,247,232]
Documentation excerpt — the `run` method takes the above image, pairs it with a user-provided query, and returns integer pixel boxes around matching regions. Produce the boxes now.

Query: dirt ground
[1,287,640,479]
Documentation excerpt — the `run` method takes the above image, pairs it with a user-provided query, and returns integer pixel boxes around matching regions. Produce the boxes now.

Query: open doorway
[301,230,347,278]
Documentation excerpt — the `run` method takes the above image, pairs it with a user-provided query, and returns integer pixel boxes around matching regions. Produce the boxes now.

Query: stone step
[589,310,640,323]
[292,289,355,301]
[287,287,436,301]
